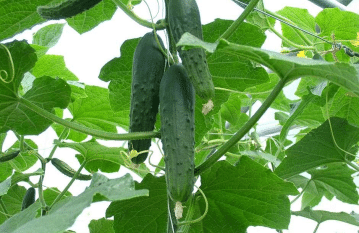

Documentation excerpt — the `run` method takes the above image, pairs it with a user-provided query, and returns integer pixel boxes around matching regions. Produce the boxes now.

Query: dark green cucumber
[51,158,92,181]
[37,0,103,20]
[0,150,20,163]
[21,187,35,211]
[129,31,166,164]
[160,64,195,203]
[168,0,215,101]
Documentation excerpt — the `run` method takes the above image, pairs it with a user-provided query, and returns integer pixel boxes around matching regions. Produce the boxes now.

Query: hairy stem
[48,127,69,160]
[50,161,87,209]
[194,79,286,175]
[112,0,166,30]
[19,98,160,141]
[219,0,261,41]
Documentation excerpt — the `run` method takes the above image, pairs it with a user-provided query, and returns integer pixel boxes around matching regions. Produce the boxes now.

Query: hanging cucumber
[21,187,36,211]
[37,0,103,20]
[0,150,20,163]
[51,158,92,180]
[160,64,195,203]
[168,0,215,101]
[129,31,166,164]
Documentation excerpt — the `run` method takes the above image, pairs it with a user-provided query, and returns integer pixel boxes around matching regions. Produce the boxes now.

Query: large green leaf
[277,7,316,47]
[32,23,65,49]
[31,55,78,81]
[0,185,27,225]
[66,0,117,34]
[0,41,71,135]
[292,208,359,227]
[106,175,167,233]
[306,163,358,205]
[198,157,299,232]
[275,117,359,179]
[179,36,359,96]
[328,87,359,128]
[0,0,51,41]
[0,173,148,233]
[56,140,124,173]
[43,187,72,206]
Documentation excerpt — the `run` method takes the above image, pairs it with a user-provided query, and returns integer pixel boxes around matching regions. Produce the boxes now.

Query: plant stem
[19,135,24,151]
[19,98,161,141]
[219,0,260,41]
[265,9,313,46]
[49,161,87,209]
[38,161,47,210]
[269,26,315,51]
[112,0,166,30]
[194,79,286,175]
[48,128,69,160]
[0,197,9,219]
[290,181,309,204]
[312,222,320,233]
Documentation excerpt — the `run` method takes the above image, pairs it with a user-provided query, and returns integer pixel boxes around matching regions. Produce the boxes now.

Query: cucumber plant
[1,1,359,233]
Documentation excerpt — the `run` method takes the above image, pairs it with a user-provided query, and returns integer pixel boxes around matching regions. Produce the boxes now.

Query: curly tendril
[0,44,15,84]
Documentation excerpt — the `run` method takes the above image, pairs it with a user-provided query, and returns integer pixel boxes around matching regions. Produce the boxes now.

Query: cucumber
[51,158,92,181]
[21,187,36,210]
[160,64,195,203]
[0,150,20,163]
[168,0,215,101]
[37,0,103,20]
[129,31,166,164]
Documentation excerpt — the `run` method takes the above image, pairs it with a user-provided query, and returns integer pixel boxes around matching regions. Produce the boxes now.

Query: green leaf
[328,87,359,128]
[198,158,299,231]
[0,173,147,233]
[220,93,249,131]
[275,117,359,179]
[99,38,139,113]
[88,218,115,233]
[0,178,11,196]
[106,175,167,233]
[216,40,359,96]
[246,1,275,31]
[0,0,48,41]
[301,180,331,209]
[306,163,358,205]
[0,185,27,225]
[56,140,124,173]
[0,41,71,135]
[277,7,316,47]
[32,23,65,48]
[31,55,79,81]
[66,0,117,34]
[43,187,72,206]
[292,208,359,227]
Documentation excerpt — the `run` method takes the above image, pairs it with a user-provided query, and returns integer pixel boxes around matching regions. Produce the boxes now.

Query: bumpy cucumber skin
[129,32,166,164]
[0,150,20,163]
[21,187,35,211]
[51,158,92,181]
[168,0,215,101]
[160,64,195,203]
[37,0,103,20]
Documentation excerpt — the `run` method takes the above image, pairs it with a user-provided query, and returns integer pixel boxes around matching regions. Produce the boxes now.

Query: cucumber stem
[49,160,87,209]
[194,79,286,175]
[112,0,166,30]
[19,97,161,141]
[218,0,261,41]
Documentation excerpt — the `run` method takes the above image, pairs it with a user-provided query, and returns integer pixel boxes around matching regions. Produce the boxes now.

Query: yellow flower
[350,32,359,47]
[297,50,306,58]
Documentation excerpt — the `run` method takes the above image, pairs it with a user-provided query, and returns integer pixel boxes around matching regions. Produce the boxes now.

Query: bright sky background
[3,0,359,232]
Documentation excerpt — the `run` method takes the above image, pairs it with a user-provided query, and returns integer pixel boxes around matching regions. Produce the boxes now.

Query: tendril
[0,44,15,84]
